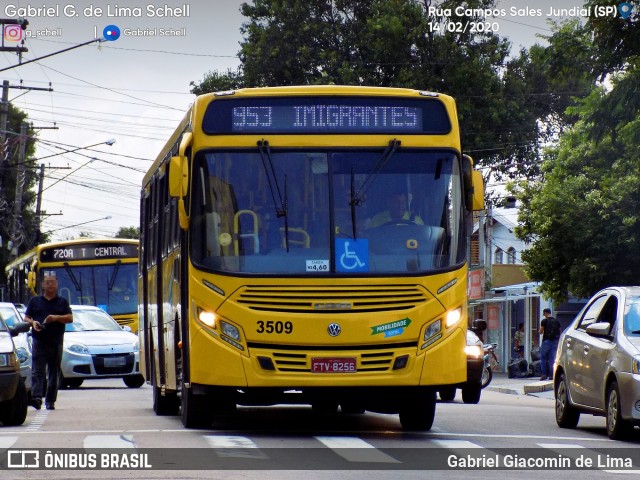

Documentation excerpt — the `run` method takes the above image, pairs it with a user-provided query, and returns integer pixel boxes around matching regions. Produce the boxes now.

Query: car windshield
[66,309,122,332]
[190,149,465,275]
[0,305,20,328]
[624,296,640,336]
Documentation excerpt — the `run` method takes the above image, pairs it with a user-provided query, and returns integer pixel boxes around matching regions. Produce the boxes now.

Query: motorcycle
[481,343,499,389]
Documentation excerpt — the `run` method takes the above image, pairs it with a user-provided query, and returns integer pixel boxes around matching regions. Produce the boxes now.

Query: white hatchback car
[60,305,144,389]
[554,286,640,439]
[0,302,32,393]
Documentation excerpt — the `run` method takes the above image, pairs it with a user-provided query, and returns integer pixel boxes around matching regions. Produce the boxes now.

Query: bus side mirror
[27,271,36,294]
[471,170,484,211]
[169,155,188,198]
[169,131,192,198]
[463,155,484,211]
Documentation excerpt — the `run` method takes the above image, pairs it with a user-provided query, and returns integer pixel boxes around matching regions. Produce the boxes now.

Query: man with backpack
[539,308,561,381]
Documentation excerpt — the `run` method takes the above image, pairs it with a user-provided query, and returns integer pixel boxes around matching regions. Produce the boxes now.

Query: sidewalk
[485,372,554,396]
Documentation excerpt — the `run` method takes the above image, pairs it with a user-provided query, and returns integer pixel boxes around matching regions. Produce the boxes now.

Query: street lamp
[33,138,116,163]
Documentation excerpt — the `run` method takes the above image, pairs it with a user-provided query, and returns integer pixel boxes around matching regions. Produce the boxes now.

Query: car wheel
[462,384,481,404]
[1,378,28,426]
[438,387,456,402]
[606,381,634,440]
[555,372,580,428]
[66,378,84,389]
[123,375,145,388]
[399,389,436,431]
[58,371,70,389]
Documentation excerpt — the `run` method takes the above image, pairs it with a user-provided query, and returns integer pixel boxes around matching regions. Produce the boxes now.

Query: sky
[0,0,600,241]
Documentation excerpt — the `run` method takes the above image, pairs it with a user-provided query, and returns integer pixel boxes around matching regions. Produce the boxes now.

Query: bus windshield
[190,148,465,275]
[48,263,138,315]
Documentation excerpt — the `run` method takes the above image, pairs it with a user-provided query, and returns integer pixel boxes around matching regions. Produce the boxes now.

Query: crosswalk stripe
[84,435,136,449]
[314,436,400,463]
[204,435,267,459]
[538,443,640,475]
[0,437,18,449]
[431,439,482,449]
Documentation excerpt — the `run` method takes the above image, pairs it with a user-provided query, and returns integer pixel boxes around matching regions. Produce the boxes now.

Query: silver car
[60,305,144,389]
[554,286,640,439]
[0,302,32,393]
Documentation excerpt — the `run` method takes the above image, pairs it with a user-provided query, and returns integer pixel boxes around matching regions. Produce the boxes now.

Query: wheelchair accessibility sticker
[371,318,412,338]
[335,239,369,272]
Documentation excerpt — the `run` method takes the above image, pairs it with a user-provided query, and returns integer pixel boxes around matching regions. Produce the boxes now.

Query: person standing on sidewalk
[539,308,560,381]
[24,274,73,410]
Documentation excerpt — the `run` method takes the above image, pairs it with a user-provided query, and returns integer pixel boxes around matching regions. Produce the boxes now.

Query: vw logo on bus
[327,323,342,337]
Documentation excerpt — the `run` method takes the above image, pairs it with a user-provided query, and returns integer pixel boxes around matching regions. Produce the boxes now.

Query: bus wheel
[153,386,179,416]
[399,390,436,431]
[123,375,145,388]
[181,385,213,428]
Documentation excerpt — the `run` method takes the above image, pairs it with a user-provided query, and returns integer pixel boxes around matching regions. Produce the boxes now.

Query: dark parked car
[555,286,640,439]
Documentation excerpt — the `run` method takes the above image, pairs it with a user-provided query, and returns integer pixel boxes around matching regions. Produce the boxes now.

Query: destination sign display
[202,96,451,135]
[40,243,139,262]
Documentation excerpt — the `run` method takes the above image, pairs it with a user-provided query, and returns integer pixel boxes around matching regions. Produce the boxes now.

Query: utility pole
[0,80,9,198]
[9,121,27,258]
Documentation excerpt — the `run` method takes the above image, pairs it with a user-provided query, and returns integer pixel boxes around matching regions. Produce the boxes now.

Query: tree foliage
[0,105,38,285]
[512,4,640,302]
[115,226,140,240]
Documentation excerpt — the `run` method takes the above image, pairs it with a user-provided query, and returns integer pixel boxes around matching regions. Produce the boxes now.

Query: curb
[523,381,554,394]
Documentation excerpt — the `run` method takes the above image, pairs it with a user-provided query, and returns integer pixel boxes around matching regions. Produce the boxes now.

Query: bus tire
[399,389,436,431]
[181,385,213,428]
[153,386,179,416]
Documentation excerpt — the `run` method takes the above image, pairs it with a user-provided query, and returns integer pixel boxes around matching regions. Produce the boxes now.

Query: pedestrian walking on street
[538,308,560,381]
[24,273,73,410]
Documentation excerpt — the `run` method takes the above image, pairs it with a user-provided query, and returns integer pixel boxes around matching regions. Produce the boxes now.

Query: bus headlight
[424,319,441,341]
[198,309,216,328]
[220,321,240,341]
[445,308,462,328]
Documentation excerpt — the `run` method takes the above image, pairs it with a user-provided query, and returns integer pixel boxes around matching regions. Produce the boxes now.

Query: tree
[115,226,140,240]
[511,2,639,302]
[0,105,38,286]
[190,0,579,185]
[513,67,640,303]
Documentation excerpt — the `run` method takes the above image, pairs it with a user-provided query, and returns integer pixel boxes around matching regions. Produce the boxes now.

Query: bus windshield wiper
[257,139,290,251]
[350,138,401,210]
[64,263,82,300]
[108,260,121,291]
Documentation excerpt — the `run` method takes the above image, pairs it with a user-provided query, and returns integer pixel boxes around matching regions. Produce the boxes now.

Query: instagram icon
[4,24,24,42]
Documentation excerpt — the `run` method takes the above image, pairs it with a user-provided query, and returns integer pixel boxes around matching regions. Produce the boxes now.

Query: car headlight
[67,344,90,355]
[133,342,139,352]
[15,347,29,364]
[0,352,18,368]
[465,345,483,359]
[633,356,640,375]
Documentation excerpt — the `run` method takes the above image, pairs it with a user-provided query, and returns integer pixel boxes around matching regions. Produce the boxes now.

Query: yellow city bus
[140,85,484,430]
[5,239,139,332]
